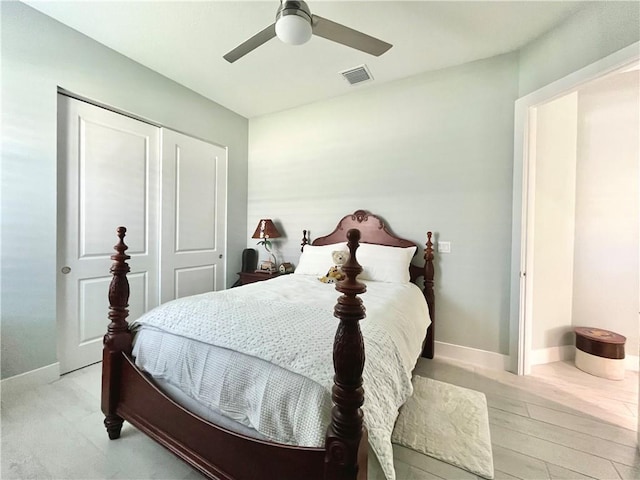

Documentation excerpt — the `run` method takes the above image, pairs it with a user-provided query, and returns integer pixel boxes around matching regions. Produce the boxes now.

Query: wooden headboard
[309,210,416,248]
[301,209,435,358]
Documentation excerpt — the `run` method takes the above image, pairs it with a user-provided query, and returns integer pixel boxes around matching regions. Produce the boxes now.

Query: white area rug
[391,376,494,479]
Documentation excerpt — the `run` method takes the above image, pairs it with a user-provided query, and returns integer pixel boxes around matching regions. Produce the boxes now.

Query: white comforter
[132,274,430,480]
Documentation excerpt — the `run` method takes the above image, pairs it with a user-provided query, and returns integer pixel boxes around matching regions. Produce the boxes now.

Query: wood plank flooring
[1,358,637,479]
[412,358,639,480]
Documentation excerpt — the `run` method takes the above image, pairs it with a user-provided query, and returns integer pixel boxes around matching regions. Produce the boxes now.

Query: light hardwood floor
[1,358,638,479]
[412,358,639,480]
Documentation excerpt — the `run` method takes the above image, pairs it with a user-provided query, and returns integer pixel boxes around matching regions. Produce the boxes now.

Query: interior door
[160,129,227,302]
[57,95,160,374]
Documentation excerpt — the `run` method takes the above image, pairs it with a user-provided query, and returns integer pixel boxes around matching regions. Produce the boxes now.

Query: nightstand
[236,271,281,286]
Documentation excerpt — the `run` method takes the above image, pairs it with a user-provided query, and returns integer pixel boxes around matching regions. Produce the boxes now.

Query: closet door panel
[57,95,160,374]
[161,129,227,302]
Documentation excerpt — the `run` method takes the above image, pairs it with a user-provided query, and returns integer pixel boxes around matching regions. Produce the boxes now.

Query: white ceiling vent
[340,64,373,86]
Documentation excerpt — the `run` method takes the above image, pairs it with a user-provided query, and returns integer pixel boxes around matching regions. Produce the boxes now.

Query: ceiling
[24,1,586,118]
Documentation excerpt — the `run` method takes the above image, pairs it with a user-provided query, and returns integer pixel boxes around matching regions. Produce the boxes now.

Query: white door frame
[509,42,640,375]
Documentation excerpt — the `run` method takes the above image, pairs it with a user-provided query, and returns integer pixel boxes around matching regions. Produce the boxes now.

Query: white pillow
[294,243,348,276]
[355,243,417,283]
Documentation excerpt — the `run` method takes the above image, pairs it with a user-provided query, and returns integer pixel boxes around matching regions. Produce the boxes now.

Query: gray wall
[518,1,640,96]
[249,53,519,355]
[248,1,640,360]
[0,1,249,379]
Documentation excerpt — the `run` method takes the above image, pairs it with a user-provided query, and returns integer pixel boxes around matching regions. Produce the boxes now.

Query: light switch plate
[438,241,451,253]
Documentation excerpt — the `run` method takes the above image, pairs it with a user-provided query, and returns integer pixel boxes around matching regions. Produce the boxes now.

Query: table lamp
[251,219,281,273]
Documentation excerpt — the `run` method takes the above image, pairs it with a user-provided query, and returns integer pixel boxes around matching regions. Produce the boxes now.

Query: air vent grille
[340,65,373,85]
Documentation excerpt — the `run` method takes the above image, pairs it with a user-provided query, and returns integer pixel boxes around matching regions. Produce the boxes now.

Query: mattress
[134,328,332,446]
[132,274,430,480]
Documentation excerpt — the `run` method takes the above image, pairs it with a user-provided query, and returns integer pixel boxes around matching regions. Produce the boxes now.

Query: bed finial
[105,226,131,348]
[102,226,133,441]
[423,231,435,358]
[301,229,309,252]
[325,228,367,479]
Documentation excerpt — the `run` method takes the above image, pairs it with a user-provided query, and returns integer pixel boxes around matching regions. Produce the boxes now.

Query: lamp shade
[251,219,281,240]
[275,14,312,45]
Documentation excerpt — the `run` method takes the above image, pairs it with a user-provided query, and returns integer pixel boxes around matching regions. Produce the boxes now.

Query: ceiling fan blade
[223,23,277,63]
[311,15,392,56]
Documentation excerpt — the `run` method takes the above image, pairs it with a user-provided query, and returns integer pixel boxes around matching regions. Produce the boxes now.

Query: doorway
[510,42,640,376]
[526,71,639,372]
[510,42,640,446]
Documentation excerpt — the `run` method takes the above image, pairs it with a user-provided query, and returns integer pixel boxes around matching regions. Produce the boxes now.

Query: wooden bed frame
[101,210,435,480]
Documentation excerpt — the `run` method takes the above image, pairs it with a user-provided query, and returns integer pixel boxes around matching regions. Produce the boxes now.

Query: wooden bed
[101,209,435,480]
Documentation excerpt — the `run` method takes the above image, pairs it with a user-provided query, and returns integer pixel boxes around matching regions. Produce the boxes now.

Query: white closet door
[160,129,227,302]
[57,95,160,374]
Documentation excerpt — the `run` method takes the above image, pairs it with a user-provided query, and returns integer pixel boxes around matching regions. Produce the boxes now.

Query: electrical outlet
[438,241,451,253]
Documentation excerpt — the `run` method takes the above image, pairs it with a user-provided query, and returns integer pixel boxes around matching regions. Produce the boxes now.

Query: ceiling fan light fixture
[275,13,312,45]
[223,0,392,63]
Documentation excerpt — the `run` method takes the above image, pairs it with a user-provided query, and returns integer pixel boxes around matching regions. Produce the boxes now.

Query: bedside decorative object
[252,218,281,272]
[279,262,294,274]
[259,261,276,273]
[574,327,626,380]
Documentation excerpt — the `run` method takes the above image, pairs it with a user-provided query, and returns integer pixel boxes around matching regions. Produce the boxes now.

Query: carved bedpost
[422,232,435,359]
[101,226,133,440]
[324,228,368,480]
[301,229,309,252]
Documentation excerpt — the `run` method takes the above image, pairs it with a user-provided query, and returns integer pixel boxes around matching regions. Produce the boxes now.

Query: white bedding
[132,274,430,480]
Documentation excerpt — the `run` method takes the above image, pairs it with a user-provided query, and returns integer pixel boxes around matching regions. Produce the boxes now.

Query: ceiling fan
[223,0,392,63]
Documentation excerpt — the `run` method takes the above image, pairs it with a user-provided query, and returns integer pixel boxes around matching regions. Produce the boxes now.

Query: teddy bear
[319,266,343,284]
[318,250,350,283]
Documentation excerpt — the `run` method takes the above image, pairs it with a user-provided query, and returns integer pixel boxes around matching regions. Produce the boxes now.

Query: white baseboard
[1,363,60,396]
[531,346,639,372]
[435,341,511,371]
[531,345,575,366]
